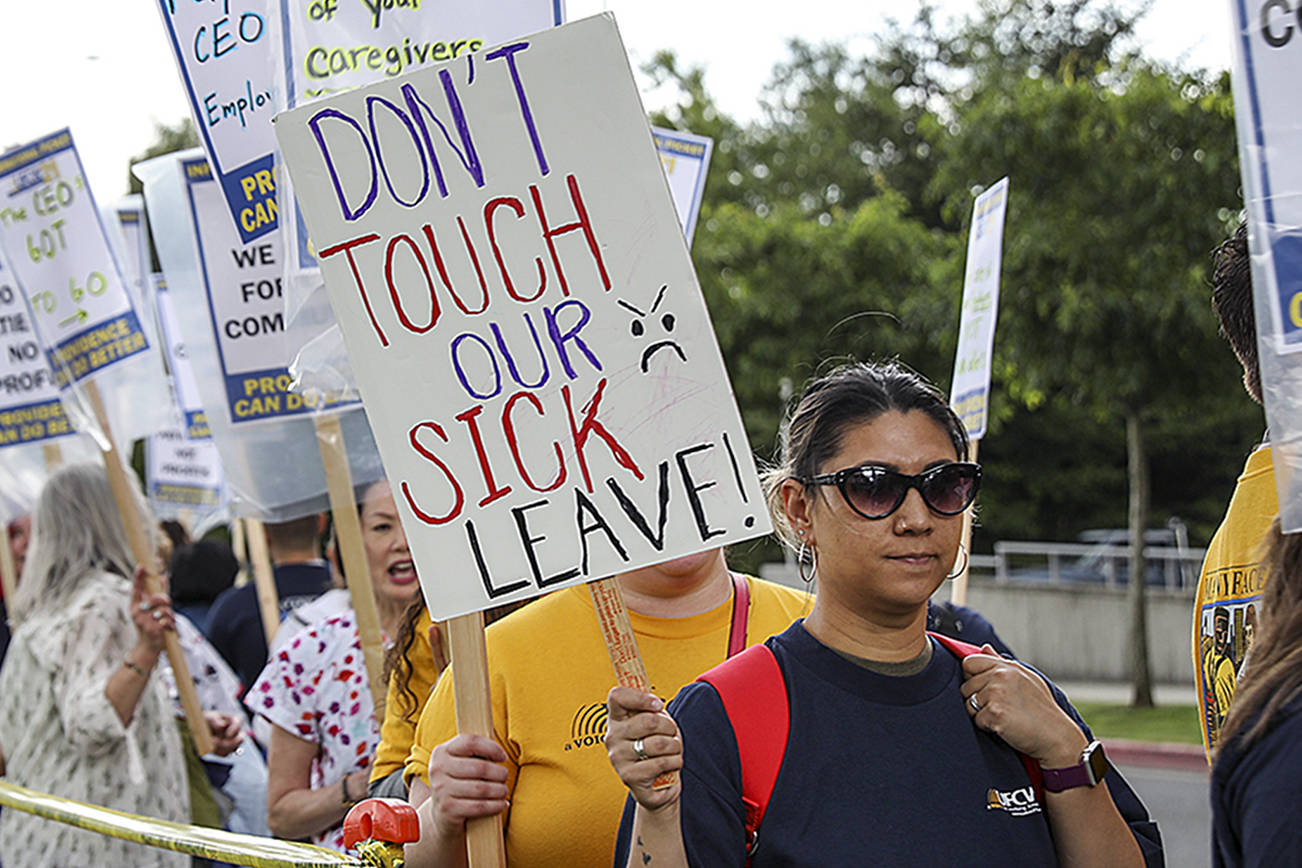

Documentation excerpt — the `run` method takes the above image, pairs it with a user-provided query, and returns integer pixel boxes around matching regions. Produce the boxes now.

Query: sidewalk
[1056,680,1208,772]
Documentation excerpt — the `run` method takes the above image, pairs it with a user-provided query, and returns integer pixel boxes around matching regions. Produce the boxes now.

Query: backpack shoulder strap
[928,631,1045,801]
[698,642,788,861]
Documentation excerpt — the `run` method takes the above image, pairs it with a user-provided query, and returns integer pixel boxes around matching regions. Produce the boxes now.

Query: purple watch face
[1041,741,1108,793]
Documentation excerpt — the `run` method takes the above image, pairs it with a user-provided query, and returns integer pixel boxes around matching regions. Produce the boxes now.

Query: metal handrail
[992,541,1206,589]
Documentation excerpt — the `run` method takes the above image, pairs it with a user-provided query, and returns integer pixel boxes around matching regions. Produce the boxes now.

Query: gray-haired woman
[0,463,189,868]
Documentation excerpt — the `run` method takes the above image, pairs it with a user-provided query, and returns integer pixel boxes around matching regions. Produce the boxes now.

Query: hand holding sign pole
[949,178,1009,605]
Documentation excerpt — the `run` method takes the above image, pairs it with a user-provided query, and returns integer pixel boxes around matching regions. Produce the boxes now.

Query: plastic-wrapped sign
[136,148,384,523]
[0,130,151,391]
[949,177,1009,441]
[279,0,566,271]
[275,14,770,620]
[155,276,211,439]
[0,253,73,447]
[182,156,358,425]
[652,127,713,246]
[155,0,280,243]
[1230,0,1302,532]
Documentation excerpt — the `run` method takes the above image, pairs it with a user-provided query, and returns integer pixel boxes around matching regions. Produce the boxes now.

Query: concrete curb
[1106,737,1209,773]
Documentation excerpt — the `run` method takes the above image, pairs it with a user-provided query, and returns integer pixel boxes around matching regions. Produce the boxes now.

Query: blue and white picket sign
[0,252,75,449]
[949,177,1009,442]
[0,130,172,447]
[1230,0,1302,532]
[652,127,713,246]
[154,0,281,244]
[155,276,213,440]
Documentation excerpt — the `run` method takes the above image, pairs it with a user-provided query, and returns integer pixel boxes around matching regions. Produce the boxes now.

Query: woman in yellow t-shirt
[400,548,812,867]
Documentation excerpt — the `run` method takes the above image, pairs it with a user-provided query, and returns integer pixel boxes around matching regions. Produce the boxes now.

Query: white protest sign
[1229,0,1302,532]
[155,276,212,439]
[147,427,226,512]
[155,0,280,243]
[280,0,566,271]
[0,131,151,391]
[0,254,74,447]
[182,155,358,425]
[652,127,713,246]
[275,13,770,620]
[109,198,152,312]
[949,177,1009,441]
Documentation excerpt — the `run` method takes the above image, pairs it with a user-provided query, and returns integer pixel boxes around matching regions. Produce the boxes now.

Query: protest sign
[652,127,713,245]
[156,277,212,439]
[1229,1,1302,532]
[106,197,155,326]
[275,12,769,620]
[182,155,359,425]
[146,427,225,513]
[0,254,75,449]
[950,177,1009,442]
[0,132,210,752]
[155,0,281,244]
[947,177,1009,603]
[278,0,566,273]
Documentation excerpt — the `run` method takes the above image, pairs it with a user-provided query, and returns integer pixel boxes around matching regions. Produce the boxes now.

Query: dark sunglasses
[801,462,982,520]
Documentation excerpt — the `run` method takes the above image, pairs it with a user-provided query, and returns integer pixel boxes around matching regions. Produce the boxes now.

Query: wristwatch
[1041,740,1109,792]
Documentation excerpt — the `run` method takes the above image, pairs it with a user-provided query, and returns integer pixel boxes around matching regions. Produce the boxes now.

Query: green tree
[931,63,1244,704]
[127,118,198,195]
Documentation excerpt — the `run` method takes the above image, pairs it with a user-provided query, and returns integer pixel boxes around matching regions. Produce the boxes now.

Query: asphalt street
[1117,761,1211,868]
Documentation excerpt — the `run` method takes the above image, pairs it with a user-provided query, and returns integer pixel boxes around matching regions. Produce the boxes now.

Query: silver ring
[969,694,981,712]
[632,738,649,761]
[139,601,152,612]
[152,610,165,621]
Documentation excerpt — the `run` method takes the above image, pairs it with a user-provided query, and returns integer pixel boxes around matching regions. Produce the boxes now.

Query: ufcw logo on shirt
[986,785,1042,817]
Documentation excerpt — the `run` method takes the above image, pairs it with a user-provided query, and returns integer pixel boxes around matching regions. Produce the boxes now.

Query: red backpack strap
[726,573,751,659]
[927,631,1045,801]
[698,642,788,862]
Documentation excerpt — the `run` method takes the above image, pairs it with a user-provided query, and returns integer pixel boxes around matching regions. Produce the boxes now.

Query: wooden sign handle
[243,518,281,647]
[446,611,506,867]
[313,413,387,717]
[84,380,213,756]
[0,515,18,613]
[588,578,677,789]
[42,441,62,473]
[951,440,979,607]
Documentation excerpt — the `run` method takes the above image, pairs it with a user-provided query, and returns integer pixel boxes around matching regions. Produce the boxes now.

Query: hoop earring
[797,540,817,585]
[947,543,969,580]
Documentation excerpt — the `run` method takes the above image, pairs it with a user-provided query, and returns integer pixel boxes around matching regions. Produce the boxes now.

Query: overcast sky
[0,0,1232,202]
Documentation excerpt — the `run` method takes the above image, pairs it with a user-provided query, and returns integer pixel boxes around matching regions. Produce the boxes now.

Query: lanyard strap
[727,573,751,658]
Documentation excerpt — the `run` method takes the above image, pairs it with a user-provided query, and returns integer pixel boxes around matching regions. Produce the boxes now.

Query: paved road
[1116,761,1211,867]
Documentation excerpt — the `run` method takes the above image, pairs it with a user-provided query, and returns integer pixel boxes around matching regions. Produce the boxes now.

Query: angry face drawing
[618,284,687,374]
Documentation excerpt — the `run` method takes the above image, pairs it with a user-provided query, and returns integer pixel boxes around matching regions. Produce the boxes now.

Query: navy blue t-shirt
[204,561,333,690]
[1212,694,1302,866]
[614,621,1162,867]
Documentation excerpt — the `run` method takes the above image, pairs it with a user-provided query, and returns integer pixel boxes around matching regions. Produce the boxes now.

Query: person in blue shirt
[606,360,1162,867]
[1211,518,1302,866]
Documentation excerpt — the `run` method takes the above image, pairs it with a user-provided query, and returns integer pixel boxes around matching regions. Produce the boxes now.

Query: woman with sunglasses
[606,361,1162,866]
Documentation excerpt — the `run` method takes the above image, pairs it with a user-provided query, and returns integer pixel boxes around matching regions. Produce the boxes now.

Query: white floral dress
[0,572,188,868]
[246,610,377,852]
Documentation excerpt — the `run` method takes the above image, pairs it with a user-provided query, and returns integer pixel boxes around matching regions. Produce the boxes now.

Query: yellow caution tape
[0,781,399,867]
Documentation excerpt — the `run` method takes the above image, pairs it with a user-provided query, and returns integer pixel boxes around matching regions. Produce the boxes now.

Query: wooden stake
[243,518,281,648]
[84,380,213,755]
[952,440,979,607]
[588,577,677,789]
[230,518,246,572]
[0,516,17,614]
[313,413,386,715]
[446,612,506,867]
[42,441,62,473]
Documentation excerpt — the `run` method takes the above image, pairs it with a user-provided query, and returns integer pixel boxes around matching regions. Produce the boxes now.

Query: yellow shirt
[371,608,437,784]
[1192,445,1275,756]
[406,577,812,868]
